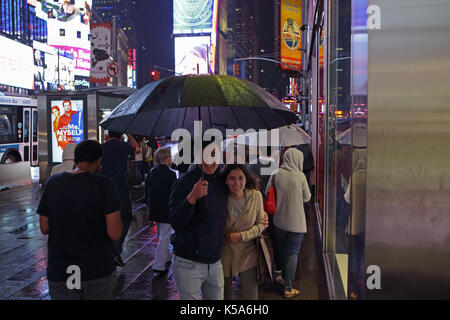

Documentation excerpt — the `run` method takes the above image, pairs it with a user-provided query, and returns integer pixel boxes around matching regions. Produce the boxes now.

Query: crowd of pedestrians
[38,133,313,300]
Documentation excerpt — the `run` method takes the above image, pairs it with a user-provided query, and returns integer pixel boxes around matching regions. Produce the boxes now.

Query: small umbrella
[224,124,311,149]
[99,74,298,137]
[337,123,367,147]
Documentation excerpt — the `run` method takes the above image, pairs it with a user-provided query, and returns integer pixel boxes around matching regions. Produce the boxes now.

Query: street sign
[107,63,119,78]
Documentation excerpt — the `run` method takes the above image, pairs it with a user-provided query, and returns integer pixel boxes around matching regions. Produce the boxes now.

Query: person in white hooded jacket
[50,143,76,176]
[273,148,311,299]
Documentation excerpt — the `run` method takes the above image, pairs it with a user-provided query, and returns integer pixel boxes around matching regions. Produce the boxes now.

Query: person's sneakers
[283,288,300,299]
[114,256,125,267]
[274,270,285,286]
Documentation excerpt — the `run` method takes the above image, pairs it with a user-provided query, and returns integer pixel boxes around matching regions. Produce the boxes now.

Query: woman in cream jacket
[221,164,267,300]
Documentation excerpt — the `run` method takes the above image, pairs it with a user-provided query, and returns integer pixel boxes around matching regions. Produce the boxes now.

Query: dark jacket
[169,165,228,264]
[145,164,177,223]
[294,144,315,173]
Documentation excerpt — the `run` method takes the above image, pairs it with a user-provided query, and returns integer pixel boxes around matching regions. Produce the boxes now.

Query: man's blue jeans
[274,226,305,291]
[172,254,224,300]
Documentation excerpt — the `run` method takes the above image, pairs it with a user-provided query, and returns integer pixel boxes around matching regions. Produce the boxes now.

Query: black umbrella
[99,74,298,137]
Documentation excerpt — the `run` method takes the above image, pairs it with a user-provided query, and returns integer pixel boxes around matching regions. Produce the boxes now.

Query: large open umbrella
[99,74,298,137]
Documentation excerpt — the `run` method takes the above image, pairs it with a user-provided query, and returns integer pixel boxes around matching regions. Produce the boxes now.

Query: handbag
[256,235,273,285]
[264,186,276,215]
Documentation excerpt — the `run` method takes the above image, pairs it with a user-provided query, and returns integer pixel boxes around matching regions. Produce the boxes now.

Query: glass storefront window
[311,0,368,300]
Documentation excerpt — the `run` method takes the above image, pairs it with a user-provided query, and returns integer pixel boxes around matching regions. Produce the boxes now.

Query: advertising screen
[35,0,92,79]
[280,0,302,71]
[50,99,84,163]
[175,36,210,75]
[0,35,34,90]
[173,0,214,34]
[33,41,59,91]
[90,23,111,83]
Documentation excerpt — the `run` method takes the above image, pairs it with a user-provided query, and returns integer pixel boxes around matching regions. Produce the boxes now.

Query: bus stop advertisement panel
[47,96,87,165]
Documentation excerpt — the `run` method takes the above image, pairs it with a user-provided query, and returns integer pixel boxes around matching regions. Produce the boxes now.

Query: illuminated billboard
[35,0,92,79]
[90,23,111,83]
[50,99,84,163]
[33,41,59,91]
[0,35,34,90]
[280,0,302,71]
[173,0,214,34]
[175,36,210,75]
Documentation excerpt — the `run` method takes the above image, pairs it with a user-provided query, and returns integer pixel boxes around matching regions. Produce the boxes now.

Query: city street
[0,183,326,300]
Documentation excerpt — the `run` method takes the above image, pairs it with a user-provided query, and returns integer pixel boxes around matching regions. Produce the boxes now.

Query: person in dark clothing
[294,143,315,188]
[37,140,123,300]
[100,131,135,267]
[169,141,228,300]
[145,147,177,274]
[248,147,278,199]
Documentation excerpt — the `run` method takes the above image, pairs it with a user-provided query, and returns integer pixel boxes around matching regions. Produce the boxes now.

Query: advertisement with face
[175,36,210,75]
[50,99,84,163]
[35,1,92,79]
[33,41,59,91]
[173,0,214,34]
[0,35,34,90]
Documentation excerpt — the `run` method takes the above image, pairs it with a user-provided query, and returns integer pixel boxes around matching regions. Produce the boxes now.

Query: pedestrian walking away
[100,131,135,267]
[145,147,177,275]
[37,140,123,300]
[220,164,268,300]
[273,148,311,299]
[169,141,228,300]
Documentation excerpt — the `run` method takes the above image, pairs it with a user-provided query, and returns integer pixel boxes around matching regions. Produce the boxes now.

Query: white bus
[0,96,38,166]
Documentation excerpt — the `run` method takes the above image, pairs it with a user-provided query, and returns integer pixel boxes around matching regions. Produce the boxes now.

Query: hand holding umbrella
[186,178,208,205]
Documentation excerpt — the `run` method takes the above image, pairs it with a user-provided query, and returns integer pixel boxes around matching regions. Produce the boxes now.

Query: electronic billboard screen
[175,36,210,75]
[0,35,34,90]
[35,0,92,79]
[50,99,84,163]
[173,0,214,34]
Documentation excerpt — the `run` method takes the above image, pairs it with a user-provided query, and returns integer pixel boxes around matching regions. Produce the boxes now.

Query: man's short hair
[108,131,122,139]
[154,147,171,165]
[74,140,103,164]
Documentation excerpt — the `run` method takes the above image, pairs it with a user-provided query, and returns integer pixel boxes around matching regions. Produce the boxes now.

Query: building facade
[305,0,450,299]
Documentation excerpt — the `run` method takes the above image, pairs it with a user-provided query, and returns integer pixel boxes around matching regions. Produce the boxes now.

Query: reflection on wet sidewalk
[0,184,326,300]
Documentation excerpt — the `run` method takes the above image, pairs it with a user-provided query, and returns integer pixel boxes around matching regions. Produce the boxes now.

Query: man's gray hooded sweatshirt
[274,148,312,233]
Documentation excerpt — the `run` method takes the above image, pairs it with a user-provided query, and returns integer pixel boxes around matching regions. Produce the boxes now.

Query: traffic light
[151,70,161,81]
[233,63,240,76]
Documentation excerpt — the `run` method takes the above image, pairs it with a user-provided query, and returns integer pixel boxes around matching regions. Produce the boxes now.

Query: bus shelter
[38,87,136,184]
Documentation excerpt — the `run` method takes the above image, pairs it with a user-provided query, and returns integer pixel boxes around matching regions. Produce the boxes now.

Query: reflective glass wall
[309,0,368,299]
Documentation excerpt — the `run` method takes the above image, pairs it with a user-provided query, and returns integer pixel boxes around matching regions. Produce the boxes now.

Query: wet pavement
[0,183,327,300]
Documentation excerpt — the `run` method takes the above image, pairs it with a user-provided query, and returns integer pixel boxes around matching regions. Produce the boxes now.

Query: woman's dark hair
[74,140,102,164]
[220,164,260,192]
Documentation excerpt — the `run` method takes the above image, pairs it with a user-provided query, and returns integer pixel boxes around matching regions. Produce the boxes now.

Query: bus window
[0,114,16,144]
[0,115,12,136]
[33,110,38,142]
[24,111,30,143]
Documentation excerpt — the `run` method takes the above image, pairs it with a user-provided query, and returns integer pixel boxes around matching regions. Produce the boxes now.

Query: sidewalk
[0,184,327,300]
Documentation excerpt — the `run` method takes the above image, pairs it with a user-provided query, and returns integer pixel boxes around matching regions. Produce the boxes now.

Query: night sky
[135,0,175,88]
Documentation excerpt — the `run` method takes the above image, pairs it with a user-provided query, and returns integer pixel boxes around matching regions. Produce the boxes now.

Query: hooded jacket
[50,143,76,176]
[169,165,228,264]
[273,148,311,233]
